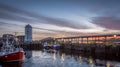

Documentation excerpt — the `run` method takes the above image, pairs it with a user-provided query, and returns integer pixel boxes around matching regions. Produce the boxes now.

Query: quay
[55,34,120,45]
[18,41,43,50]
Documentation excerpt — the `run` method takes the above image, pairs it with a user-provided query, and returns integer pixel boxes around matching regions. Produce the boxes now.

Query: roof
[40,37,54,42]
[25,24,32,28]
[56,34,120,39]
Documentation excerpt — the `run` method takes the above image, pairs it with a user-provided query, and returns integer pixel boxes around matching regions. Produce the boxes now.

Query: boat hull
[0,52,24,62]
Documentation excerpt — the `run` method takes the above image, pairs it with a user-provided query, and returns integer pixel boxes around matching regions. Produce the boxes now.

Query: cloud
[0,3,90,29]
[0,11,34,23]
[0,22,71,34]
[0,21,95,38]
[0,21,7,25]
[91,16,120,30]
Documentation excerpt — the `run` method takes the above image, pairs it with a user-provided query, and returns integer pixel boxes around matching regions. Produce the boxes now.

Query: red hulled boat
[0,51,24,62]
[0,36,24,62]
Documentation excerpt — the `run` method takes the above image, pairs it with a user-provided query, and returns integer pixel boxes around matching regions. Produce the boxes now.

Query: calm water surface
[0,49,120,67]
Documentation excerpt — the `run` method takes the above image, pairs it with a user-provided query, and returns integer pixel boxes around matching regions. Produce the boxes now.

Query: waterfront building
[25,24,32,42]
[16,35,25,42]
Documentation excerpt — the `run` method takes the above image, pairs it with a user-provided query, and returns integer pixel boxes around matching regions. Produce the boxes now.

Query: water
[0,49,120,67]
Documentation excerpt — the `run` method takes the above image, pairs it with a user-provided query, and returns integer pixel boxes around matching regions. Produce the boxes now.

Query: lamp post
[113,35,117,38]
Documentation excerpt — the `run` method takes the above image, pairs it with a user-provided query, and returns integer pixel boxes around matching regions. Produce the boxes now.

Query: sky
[0,0,120,40]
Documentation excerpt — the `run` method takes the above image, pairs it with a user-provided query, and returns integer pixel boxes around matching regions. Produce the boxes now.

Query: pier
[55,34,120,45]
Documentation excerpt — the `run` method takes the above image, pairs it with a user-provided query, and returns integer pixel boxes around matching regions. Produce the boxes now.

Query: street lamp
[113,34,117,45]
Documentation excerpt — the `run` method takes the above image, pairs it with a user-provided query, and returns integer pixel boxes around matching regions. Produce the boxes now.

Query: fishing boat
[43,44,60,50]
[0,35,24,62]
[43,44,53,49]
[53,44,60,50]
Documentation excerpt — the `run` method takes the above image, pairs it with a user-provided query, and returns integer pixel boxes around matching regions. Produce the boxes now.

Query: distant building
[40,37,54,42]
[25,24,32,42]
[16,35,25,42]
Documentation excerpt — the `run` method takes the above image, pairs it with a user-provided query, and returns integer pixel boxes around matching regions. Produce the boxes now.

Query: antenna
[14,32,18,42]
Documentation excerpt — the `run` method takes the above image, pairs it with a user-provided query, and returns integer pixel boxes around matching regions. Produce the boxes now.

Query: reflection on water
[24,50,32,59]
[61,53,65,62]
[0,49,120,67]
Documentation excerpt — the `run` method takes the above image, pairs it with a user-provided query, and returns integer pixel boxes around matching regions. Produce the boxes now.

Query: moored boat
[53,44,60,50]
[43,44,60,50]
[0,51,24,62]
[43,44,53,49]
[0,35,24,62]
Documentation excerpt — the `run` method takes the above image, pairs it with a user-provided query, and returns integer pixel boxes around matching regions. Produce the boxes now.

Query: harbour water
[0,49,120,67]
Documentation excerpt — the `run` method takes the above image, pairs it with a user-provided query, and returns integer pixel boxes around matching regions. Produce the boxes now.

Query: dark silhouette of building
[17,35,25,42]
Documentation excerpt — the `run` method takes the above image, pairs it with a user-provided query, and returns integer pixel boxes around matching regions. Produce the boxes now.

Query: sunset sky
[0,0,120,40]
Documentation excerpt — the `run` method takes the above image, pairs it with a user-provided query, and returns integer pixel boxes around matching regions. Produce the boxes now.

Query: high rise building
[25,24,32,42]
